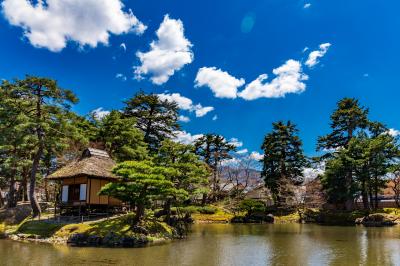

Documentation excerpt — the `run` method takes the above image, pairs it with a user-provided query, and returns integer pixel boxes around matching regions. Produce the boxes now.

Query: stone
[86,235,102,246]
[67,233,88,246]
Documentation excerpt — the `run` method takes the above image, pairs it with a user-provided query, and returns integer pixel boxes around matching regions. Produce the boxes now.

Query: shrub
[239,199,266,215]
[198,206,217,214]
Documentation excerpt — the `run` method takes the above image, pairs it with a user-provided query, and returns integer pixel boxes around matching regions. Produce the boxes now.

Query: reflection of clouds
[241,13,256,33]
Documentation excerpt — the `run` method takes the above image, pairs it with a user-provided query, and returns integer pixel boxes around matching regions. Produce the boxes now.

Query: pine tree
[100,160,183,224]
[8,76,81,217]
[97,110,148,162]
[123,92,179,153]
[155,140,209,222]
[261,121,307,207]
[317,98,369,210]
[194,134,236,202]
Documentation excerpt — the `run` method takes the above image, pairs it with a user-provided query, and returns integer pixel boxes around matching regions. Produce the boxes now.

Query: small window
[62,185,68,202]
[80,184,87,201]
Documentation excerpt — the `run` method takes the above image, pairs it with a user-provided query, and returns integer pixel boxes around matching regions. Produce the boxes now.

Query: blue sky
[1,0,400,158]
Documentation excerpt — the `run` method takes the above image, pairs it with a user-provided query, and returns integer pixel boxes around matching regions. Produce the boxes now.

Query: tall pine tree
[261,121,307,207]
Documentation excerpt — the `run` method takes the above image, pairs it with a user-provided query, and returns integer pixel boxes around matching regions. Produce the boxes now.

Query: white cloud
[238,59,308,100]
[236,148,248,154]
[178,115,190,123]
[134,15,193,85]
[229,138,243,148]
[305,43,331,68]
[173,130,203,145]
[304,3,311,9]
[115,73,127,81]
[212,115,218,121]
[91,107,110,120]
[194,105,214,117]
[157,92,214,117]
[120,42,127,52]
[387,128,400,137]
[302,47,309,53]
[195,67,245,98]
[250,151,264,161]
[2,0,146,52]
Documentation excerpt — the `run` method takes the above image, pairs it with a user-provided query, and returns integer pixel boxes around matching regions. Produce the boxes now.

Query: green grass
[16,214,176,241]
[17,220,65,237]
[191,207,234,223]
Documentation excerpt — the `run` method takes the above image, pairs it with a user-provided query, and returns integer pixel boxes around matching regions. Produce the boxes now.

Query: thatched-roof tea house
[47,148,122,213]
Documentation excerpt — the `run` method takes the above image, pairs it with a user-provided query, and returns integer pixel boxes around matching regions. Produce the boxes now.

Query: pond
[1,224,400,265]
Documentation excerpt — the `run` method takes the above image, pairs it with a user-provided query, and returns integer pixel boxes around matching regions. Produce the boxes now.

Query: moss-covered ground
[12,214,177,245]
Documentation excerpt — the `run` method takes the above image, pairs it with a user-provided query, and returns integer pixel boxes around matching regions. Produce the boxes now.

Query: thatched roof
[47,148,117,180]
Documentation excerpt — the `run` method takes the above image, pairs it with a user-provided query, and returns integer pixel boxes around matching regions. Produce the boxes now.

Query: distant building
[244,183,273,206]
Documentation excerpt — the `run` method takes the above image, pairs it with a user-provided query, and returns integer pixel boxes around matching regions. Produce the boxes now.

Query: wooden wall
[87,178,122,206]
[61,176,121,206]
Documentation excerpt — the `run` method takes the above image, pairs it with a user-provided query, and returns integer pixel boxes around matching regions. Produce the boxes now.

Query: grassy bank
[177,205,234,223]
[12,214,178,246]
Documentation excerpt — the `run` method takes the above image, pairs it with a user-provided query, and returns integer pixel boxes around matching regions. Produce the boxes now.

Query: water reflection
[1,224,400,266]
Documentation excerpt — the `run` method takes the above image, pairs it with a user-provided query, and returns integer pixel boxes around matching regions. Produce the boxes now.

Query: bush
[239,199,266,215]
[176,205,217,214]
[198,206,217,214]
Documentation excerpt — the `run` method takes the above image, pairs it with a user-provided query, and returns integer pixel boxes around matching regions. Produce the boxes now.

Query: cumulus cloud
[236,148,248,154]
[134,15,193,85]
[303,3,311,8]
[250,151,264,161]
[229,138,243,148]
[178,115,190,123]
[194,67,245,99]
[173,130,203,145]
[2,0,146,52]
[238,60,308,100]
[212,115,218,121]
[91,107,110,120]
[387,128,400,137]
[305,43,331,68]
[157,92,214,117]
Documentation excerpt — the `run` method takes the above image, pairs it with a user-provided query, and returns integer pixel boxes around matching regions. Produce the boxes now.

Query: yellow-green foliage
[381,208,400,216]
[192,207,234,223]
[17,214,176,241]
[0,223,5,235]
[274,212,301,224]
[17,220,64,237]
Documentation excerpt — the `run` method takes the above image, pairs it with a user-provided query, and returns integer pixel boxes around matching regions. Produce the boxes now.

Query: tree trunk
[163,198,172,224]
[7,175,17,208]
[361,180,369,210]
[0,188,4,208]
[134,203,145,224]
[345,172,354,211]
[201,193,207,206]
[22,174,28,202]
[30,144,43,218]
[374,175,379,210]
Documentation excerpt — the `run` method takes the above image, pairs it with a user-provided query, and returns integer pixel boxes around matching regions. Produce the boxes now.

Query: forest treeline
[1,76,400,224]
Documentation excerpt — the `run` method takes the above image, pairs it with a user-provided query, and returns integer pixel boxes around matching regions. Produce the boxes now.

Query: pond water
[1,224,400,266]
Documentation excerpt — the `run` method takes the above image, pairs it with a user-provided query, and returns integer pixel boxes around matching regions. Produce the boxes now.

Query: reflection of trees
[1,225,400,265]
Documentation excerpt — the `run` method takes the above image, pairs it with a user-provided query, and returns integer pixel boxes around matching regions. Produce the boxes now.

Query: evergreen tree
[0,81,34,207]
[123,92,179,153]
[8,76,81,217]
[100,160,184,224]
[155,140,209,222]
[194,134,236,202]
[261,121,307,207]
[317,98,369,210]
[97,110,148,162]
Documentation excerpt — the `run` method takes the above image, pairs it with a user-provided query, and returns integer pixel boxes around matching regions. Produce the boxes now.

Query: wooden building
[47,148,122,213]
